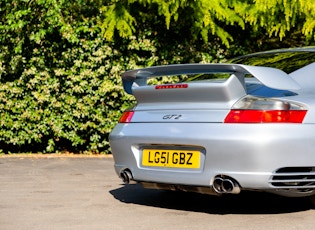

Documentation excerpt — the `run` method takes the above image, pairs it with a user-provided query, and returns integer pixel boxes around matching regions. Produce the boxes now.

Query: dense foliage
[101,0,315,48]
[0,0,315,153]
[0,0,130,153]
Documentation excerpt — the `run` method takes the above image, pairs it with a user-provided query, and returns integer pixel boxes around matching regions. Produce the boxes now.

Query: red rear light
[224,110,307,123]
[119,111,134,123]
[224,96,308,123]
[155,84,188,90]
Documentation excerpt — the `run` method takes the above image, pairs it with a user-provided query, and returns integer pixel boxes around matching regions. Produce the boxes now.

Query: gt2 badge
[163,114,182,120]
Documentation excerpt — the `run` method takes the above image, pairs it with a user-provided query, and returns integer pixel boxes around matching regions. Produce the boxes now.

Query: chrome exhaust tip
[213,176,241,194]
[119,169,136,184]
[213,177,225,193]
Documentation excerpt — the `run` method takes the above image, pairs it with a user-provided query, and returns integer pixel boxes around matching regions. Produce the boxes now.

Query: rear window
[245,82,297,97]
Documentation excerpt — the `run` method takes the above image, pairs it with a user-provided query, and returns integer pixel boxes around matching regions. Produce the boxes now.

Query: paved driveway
[0,155,314,230]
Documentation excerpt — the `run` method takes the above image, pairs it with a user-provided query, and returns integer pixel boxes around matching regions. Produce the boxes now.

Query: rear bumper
[109,123,315,197]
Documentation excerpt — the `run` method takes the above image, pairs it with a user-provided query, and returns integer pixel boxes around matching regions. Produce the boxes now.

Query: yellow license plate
[142,149,200,169]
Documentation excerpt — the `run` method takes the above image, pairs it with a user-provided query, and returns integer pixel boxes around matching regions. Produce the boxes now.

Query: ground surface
[0,155,314,230]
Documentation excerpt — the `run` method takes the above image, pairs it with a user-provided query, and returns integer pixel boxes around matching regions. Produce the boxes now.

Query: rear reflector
[119,111,134,123]
[224,110,307,123]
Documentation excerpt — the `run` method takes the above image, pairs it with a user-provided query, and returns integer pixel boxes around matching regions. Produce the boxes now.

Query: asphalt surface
[1,155,315,230]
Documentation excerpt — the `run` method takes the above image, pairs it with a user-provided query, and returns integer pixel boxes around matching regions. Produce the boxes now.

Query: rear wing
[121,64,300,95]
[290,62,315,89]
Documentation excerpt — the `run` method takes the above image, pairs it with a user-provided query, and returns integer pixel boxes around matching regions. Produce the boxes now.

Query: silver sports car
[109,47,315,206]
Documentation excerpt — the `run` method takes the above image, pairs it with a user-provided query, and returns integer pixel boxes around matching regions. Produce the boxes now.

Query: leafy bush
[0,0,133,153]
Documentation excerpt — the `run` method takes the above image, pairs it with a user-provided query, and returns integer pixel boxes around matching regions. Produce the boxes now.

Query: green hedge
[0,39,136,153]
[0,0,134,153]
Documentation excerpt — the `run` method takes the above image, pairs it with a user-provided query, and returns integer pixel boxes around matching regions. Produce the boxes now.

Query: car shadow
[109,184,313,214]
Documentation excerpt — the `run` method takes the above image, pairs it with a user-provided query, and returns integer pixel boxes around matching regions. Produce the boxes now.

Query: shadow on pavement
[110,184,313,215]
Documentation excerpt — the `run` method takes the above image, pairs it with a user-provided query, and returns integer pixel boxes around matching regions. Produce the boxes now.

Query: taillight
[224,96,307,123]
[119,111,134,123]
[225,110,307,123]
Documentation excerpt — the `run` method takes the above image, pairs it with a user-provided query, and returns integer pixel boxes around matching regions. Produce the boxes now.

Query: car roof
[228,46,315,73]
[233,46,315,56]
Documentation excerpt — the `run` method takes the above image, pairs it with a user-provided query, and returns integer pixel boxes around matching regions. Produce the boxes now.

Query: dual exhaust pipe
[120,169,241,195]
[120,169,136,184]
[212,176,241,194]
